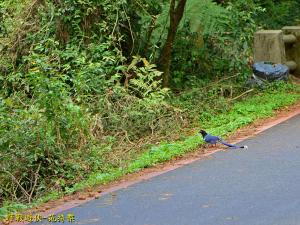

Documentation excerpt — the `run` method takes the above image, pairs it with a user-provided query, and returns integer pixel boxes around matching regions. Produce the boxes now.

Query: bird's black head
[199,129,207,138]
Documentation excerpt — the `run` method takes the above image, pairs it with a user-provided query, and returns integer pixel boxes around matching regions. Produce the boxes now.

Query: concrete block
[282,26,300,77]
[254,30,286,64]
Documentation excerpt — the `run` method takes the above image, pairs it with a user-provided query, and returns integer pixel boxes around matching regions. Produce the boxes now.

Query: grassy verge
[1,83,300,219]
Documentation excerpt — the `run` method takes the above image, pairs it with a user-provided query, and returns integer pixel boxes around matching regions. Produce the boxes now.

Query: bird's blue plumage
[200,129,248,149]
[204,134,220,144]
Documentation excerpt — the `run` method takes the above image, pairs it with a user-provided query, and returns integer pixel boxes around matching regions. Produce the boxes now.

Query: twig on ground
[229,89,254,101]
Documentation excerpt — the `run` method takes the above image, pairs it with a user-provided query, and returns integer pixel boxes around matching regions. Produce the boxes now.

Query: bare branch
[1,170,30,200]
[229,89,254,101]
[29,162,41,203]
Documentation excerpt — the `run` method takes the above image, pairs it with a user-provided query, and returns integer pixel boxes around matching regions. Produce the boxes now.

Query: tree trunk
[159,0,187,87]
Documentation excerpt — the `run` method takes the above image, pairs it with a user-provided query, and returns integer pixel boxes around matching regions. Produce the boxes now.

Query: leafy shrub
[0,0,178,206]
[254,0,300,29]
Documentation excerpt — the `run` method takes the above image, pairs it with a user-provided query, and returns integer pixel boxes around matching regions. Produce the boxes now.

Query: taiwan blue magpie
[200,130,248,149]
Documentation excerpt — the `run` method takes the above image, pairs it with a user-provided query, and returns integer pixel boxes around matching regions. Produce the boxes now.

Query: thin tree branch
[29,162,41,203]
[1,170,30,200]
[111,10,119,37]
[229,89,254,101]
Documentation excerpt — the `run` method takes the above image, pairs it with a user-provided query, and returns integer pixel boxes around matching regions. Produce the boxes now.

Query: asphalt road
[32,114,300,225]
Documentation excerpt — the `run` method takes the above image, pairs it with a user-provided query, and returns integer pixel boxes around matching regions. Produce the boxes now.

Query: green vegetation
[1,0,300,219]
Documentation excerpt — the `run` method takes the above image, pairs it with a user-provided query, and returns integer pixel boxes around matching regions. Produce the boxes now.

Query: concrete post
[282,26,300,77]
[254,30,286,64]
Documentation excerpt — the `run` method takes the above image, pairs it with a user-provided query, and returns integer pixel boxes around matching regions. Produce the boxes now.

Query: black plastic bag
[252,62,289,81]
[246,62,289,88]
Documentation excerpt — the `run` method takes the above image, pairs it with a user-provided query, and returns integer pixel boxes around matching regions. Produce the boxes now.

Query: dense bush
[168,0,263,88]
[254,0,300,29]
[0,0,180,205]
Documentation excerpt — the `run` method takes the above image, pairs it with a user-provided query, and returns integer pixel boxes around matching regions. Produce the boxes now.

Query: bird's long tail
[220,140,248,149]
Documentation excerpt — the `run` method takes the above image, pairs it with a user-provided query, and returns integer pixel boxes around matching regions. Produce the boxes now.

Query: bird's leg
[206,144,213,149]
